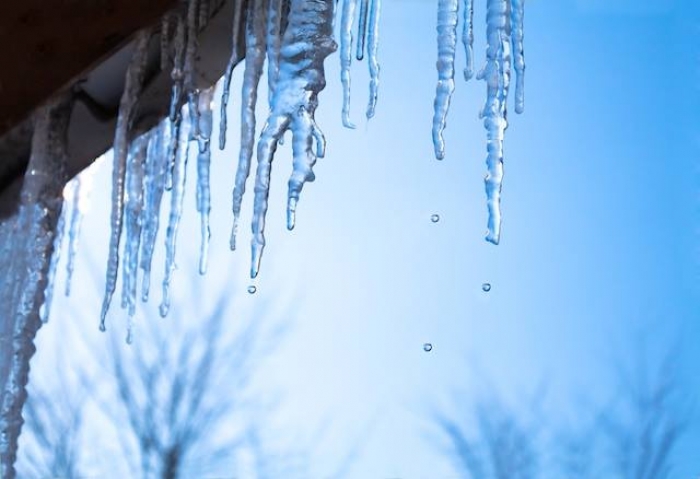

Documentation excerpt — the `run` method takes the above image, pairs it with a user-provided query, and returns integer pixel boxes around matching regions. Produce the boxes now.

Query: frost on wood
[0,93,74,479]
[433,0,525,244]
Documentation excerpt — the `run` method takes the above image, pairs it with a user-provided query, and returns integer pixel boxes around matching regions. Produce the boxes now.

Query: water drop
[482,282,491,292]
[423,343,433,352]
[247,285,257,294]
[430,214,440,223]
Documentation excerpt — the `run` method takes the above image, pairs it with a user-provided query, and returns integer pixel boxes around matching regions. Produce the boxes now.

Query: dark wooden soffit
[0,0,178,138]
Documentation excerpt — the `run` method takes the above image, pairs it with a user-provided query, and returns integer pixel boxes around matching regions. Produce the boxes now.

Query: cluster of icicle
[95,1,217,337]
[94,0,382,336]
[432,0,525,244]
[220,0,380,278]
[93,0,523,333]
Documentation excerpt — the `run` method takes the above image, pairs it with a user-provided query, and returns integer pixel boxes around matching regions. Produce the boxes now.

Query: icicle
[100,30,152,332]
[184,0,202,135]
[165,115,180,191]
[432,0,459,161]
[249,0,337,278]
[40,204,65,323]
[65,175,90,297]
[165,1,197,191]
[121,135,148,317]
[365,0,381,119]
[230,0,270,252]
[462,0,474,80]
[339,0,357,128]
[218,0,248,150]
[0,92,74,479]
[169,14,187,124]
[196,87,215,274]
[140,122,168,302]
[510,0,525,113]
[160,106,192,317]
[266,0,285,106]
[356,0,368,61]
[477,0,511,245]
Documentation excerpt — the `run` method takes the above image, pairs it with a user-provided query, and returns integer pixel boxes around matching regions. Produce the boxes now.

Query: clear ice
[230,0,270,252]
[478,0,510,245]
[101,30,152,332]
[160,106,192,317]
[432,0,525,244]
[432,0,459,161]
[140,121,169,302]
[249,0,337,278]
[196,87,215,274]
[0,93,74,479]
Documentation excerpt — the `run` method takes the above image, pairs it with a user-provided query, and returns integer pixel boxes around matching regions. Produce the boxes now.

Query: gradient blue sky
[35,0,700,477]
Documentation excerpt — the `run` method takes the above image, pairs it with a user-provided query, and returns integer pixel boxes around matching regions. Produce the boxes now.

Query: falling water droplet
[430,214,440,223]
[482,282,491,292]
[423,343,433,352]
[247,285,257,294]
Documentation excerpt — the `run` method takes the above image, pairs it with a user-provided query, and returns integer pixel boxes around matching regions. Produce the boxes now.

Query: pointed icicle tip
[251,241,263,279]
[287,197,298,231]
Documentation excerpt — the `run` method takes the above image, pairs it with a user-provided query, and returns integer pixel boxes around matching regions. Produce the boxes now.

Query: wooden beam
[0,0,178,137]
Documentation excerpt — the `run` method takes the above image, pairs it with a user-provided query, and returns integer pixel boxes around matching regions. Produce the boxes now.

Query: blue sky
[32,0,700,477]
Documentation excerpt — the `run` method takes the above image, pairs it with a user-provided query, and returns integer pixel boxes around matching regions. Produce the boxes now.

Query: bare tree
[15,370,87,478]
[17,263,296,478]
[94,287,283,479]
[436,392,542,479]
[597,353,685,479]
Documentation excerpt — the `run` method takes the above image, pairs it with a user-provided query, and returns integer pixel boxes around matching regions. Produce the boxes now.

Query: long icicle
[510,0,525,113]
[166,12,188,191]
[250,0,337,278]
[219,0,249,150]
[462,0,475,80]
[356,0,369,61]
[40,203,66,323]
[160,106,192,317]
[365,0,381,119]
[64,177,85,297]
[478,0,510,245]
[339,0,357,128]
[100,30,152,331]
[196,87,215,274]
[140,122,168,302]
[230,0,270,251]
[432,0,459,161]
[266,0,285,106]
[121,135,148,318]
